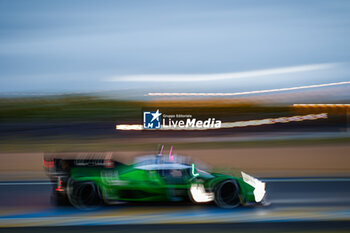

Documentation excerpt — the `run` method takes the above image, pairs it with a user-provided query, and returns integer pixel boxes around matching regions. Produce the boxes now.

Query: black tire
[214,180,241,208]
[51,188,70,206]
[67,178,103,210]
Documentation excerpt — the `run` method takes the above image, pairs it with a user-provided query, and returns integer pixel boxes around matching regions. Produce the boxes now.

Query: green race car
[44,152,266,209]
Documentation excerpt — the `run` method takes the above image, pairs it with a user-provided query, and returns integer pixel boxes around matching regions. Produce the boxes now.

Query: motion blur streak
[111,63,336,82]
[115,113,327,130]
[115,124,143,130]
[148,81,350,96]
[293,104,350,107]
[219,113,327,129]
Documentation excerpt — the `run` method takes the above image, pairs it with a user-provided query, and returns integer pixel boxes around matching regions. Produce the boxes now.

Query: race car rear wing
[43,152,123,179]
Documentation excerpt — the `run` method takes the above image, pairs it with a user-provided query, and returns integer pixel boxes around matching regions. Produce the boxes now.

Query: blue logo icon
[143,109,162,129]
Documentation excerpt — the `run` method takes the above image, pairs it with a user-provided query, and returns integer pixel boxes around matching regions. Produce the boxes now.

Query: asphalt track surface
[1,178,350,231]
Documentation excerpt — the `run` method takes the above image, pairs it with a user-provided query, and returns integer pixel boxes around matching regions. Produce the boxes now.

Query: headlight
[241,171,266,202]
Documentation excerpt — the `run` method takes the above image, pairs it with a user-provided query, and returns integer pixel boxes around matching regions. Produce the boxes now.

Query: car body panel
[69,161,258,204]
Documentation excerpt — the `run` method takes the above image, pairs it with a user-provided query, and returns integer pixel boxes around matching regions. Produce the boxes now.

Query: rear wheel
[67,178,103,210]
[51,188,70,206]
[214,180,241,208]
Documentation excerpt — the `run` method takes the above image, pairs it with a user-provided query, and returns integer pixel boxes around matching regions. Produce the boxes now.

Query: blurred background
[0,0,350,231]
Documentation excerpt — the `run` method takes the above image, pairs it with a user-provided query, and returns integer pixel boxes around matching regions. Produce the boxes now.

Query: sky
[0,0,350,97]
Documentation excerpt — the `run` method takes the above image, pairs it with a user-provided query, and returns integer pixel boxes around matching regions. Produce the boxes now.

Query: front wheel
[67,178,103,210]
[214,180,241,208]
